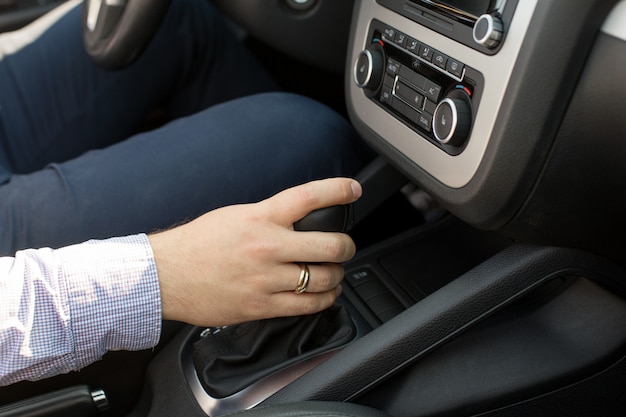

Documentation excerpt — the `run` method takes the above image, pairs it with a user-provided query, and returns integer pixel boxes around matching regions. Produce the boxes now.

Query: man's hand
[149,177,362,327]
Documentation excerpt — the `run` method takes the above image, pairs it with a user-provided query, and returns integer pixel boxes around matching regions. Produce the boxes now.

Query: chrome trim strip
[601,0,626,41]
[347,0,538,188]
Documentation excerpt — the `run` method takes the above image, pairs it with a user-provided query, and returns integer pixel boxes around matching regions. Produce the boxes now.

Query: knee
[238,92,372,172]
[242,92,356,142]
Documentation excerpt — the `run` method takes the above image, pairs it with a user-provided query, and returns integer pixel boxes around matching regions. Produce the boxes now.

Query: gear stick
[191,158,409,400]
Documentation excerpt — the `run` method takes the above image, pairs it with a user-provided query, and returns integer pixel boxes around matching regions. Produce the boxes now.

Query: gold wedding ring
[294,263,310,294]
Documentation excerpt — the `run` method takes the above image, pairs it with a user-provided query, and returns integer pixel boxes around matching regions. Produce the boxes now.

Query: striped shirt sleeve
[0,233,162,386]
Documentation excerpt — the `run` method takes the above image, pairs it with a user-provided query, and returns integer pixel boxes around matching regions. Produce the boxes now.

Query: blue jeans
[0,0,372,255]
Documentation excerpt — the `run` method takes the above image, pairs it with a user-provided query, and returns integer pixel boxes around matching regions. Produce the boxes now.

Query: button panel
[345,268,405,323]
[363,19,484,154]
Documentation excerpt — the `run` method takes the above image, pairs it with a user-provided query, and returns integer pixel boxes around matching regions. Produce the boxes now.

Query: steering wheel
[82,0,172,70]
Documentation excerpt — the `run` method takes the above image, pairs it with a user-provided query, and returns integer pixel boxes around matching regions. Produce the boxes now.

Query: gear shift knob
[293,204,354,232]
[294,157,408,232]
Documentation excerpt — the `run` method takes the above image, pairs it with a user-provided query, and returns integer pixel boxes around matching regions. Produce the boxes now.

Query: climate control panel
[354,19,484,155]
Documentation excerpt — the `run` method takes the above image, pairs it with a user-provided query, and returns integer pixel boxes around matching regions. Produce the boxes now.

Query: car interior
[1,0,626,416]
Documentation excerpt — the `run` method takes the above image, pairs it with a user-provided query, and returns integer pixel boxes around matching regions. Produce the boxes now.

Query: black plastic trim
[357,276,626,416]
[260,244,626,404]
[502,32,626,265]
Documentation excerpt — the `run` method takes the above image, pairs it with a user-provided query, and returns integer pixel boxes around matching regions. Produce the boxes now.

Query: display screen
[417,0,498,22]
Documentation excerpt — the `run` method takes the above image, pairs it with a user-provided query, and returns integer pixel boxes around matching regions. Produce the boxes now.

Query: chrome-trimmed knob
[354,44,384,91]
[473,14,503,49]
[433,95,472,146]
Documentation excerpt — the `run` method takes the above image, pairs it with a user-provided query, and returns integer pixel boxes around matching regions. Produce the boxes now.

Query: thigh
[0,0,277,177]
[0,93,372,255]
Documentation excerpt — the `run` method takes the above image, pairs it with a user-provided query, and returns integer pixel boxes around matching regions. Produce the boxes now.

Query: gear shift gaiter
[192,304,356,398]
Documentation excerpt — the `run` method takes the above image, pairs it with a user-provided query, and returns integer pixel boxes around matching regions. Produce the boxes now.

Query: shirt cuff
[56,233,162,371]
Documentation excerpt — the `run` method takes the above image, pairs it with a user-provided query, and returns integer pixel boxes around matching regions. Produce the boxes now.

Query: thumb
[264,178,362,227]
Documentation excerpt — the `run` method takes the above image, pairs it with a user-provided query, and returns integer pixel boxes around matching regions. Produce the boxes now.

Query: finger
[273,229,357,264]
[282,263,345,294]
[264,178,362,227]
[263,263,344,294]
[269,287,341,317]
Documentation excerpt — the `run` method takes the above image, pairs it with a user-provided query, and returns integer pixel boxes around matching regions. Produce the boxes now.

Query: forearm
[0,234,162,386]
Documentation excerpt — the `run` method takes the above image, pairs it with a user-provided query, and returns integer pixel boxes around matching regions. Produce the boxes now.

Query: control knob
[354,43,385,92]
[432,91,472,146]
[473,14,503,49]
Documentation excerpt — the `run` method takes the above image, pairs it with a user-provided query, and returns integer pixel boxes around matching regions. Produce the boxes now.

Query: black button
[380,86,392,104]
[394,80,424,109]
[406,37,420,53]
[393,31,407,47]
[345,268,378,287]
[446,59,464,78]
[382,27,395,40]
[368,292,403,317]
[418,44,434,61]
[432,51,448,70]
[386,58,401,76]
[417,112,433,132]
[353,280,388,302]
[423,79,442,102]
